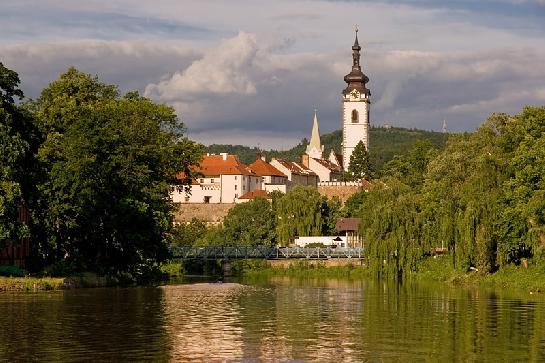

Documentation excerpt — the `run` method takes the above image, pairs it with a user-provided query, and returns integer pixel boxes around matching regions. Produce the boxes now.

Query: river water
[1,276,545,362]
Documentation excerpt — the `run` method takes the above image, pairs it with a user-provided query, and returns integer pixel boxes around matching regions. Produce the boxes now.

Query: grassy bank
[0,276,66,292]
[0,272,120,292]
[409,255,545,293]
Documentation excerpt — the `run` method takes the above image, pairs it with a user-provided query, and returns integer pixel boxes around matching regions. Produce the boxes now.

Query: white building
[172,153,262,204]
[341,28,371,171]
[248,155,288,193]
[270,158,318,189]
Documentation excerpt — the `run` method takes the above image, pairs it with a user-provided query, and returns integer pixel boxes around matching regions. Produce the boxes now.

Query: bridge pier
[221,259,232,277]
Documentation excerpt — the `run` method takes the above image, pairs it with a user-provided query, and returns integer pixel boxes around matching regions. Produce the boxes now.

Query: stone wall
[174,203,236,225]
[318,185,362,203]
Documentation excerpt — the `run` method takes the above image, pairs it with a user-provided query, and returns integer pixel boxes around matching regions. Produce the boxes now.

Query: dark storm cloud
[1,0,545,148]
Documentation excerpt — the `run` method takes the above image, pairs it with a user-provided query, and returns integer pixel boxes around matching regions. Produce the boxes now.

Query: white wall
[342,94,370,170]
[294,236,348,248]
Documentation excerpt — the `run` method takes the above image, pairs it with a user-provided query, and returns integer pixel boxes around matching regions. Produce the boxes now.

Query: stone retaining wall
[174,203,236,225]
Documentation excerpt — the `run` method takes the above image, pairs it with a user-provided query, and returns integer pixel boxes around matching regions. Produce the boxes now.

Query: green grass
[0,276,66,292]
[160,262,183,277]
[407,255,545,293]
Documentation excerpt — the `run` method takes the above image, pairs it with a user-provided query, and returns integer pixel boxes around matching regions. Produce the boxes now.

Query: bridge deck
[170,246,364,260]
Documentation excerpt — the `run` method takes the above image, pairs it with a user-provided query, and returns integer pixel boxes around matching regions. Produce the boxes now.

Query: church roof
[249,158,287,177]
[306,110,323,156]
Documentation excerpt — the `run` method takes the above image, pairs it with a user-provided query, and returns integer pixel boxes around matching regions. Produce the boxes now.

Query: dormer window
[352,109,359,123]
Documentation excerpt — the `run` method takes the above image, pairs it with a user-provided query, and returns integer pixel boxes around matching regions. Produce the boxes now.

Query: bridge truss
[170,246,364,260]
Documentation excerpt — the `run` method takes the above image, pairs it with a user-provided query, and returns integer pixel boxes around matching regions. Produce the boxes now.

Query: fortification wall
[174,203,236,225]
[317,184,362,203]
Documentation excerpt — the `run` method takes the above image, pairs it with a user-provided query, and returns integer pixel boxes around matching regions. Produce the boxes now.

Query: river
[1,276,545,362]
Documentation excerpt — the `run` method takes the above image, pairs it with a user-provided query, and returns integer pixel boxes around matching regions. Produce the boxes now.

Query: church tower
[342,27,371,171]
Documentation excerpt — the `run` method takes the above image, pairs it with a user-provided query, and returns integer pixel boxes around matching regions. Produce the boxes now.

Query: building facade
[173,153,262,204]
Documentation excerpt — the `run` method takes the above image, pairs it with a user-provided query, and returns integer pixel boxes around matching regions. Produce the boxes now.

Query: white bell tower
[342,26,371,171]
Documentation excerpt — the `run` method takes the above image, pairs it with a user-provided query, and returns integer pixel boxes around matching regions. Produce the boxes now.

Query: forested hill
[206,126,450,172]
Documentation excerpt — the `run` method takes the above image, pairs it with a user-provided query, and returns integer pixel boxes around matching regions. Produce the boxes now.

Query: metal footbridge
[170,246,364,260]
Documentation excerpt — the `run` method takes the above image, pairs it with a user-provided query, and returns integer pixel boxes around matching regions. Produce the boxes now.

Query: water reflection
[1,278,545,361]
[0,288,170,362]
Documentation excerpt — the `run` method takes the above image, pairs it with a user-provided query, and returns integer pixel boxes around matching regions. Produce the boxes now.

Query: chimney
[220,152,228,161]
[256,152,266,162]
[302,154,309,167]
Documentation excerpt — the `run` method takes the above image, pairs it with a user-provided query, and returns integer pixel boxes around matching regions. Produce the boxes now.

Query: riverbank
[0,272,118,292]
[409,256,545,293]
[237,256,545,294]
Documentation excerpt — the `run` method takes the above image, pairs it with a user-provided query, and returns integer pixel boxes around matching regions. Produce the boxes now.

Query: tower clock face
[350,90,360,100]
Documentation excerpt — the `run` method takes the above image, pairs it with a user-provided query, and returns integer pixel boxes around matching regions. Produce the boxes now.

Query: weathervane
[354,24,359,34]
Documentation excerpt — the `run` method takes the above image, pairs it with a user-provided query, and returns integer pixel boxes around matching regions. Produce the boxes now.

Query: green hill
[206,126,450,172]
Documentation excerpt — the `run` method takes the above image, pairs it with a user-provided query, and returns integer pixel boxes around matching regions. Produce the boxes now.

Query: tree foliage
[346,106,545,278]
[31,68,204,274]
[348,140,372,180]
[0,63,39,247]
[275,186,340,246]
[222,197,277,246]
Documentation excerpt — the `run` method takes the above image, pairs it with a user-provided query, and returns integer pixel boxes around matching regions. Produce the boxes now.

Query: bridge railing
[169,246,364,260]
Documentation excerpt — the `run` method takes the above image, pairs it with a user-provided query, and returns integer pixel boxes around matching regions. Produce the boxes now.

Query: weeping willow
[357,106,545,278]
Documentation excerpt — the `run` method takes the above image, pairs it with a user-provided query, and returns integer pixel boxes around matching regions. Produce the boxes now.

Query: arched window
[351,109,359,123]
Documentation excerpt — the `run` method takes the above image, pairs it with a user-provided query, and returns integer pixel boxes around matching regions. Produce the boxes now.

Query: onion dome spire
[343,26,370,96]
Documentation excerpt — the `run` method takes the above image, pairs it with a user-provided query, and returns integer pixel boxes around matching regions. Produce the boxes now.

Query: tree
[275,186,325,246]
[0,63,39,249]
[222,197,276,246]
[32,68,204,275]
[348,140,372,180]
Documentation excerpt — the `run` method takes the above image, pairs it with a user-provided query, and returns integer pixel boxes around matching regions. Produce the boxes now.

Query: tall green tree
[348,140,372,180]
[275,186,325,245]
[32,68,204,274]
[0,63,39,248]
[222,197,277,246]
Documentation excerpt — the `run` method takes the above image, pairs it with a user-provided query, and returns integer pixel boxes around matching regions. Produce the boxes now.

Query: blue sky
[1,0,544,148]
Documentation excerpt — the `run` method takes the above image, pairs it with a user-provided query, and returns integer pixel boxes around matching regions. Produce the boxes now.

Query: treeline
[346,107,545,278]
[207,127,448,172]
[0,63,203,277]
[170,186,342,248]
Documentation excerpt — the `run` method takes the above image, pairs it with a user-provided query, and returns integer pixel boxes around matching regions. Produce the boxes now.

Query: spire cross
[354,24,359,34]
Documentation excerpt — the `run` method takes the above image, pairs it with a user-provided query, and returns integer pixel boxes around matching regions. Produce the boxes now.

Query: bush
[0,264,25,277]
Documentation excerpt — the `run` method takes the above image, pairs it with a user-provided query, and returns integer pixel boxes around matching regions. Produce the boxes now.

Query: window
[211,178,214,183]
[235,193,238,198]
[235,185,237,190]
[200,178,204,183]
[351,109,359,123]
[204,196,211,204]
[235,176,237,180]
[255,178,258,184]
[184,196,190,202]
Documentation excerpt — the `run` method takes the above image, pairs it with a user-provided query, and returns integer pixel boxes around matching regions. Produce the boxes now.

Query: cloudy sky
[1,0,545,149]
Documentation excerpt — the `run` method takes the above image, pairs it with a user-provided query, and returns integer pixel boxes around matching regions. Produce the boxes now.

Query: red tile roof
[312,158,343,173]
[273,159,317,176]
[238,189,272,200]
[197,154,257,177]
[248,158,287,177]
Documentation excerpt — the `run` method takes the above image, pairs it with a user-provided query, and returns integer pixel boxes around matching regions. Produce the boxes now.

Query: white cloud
[145,32,259,102]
